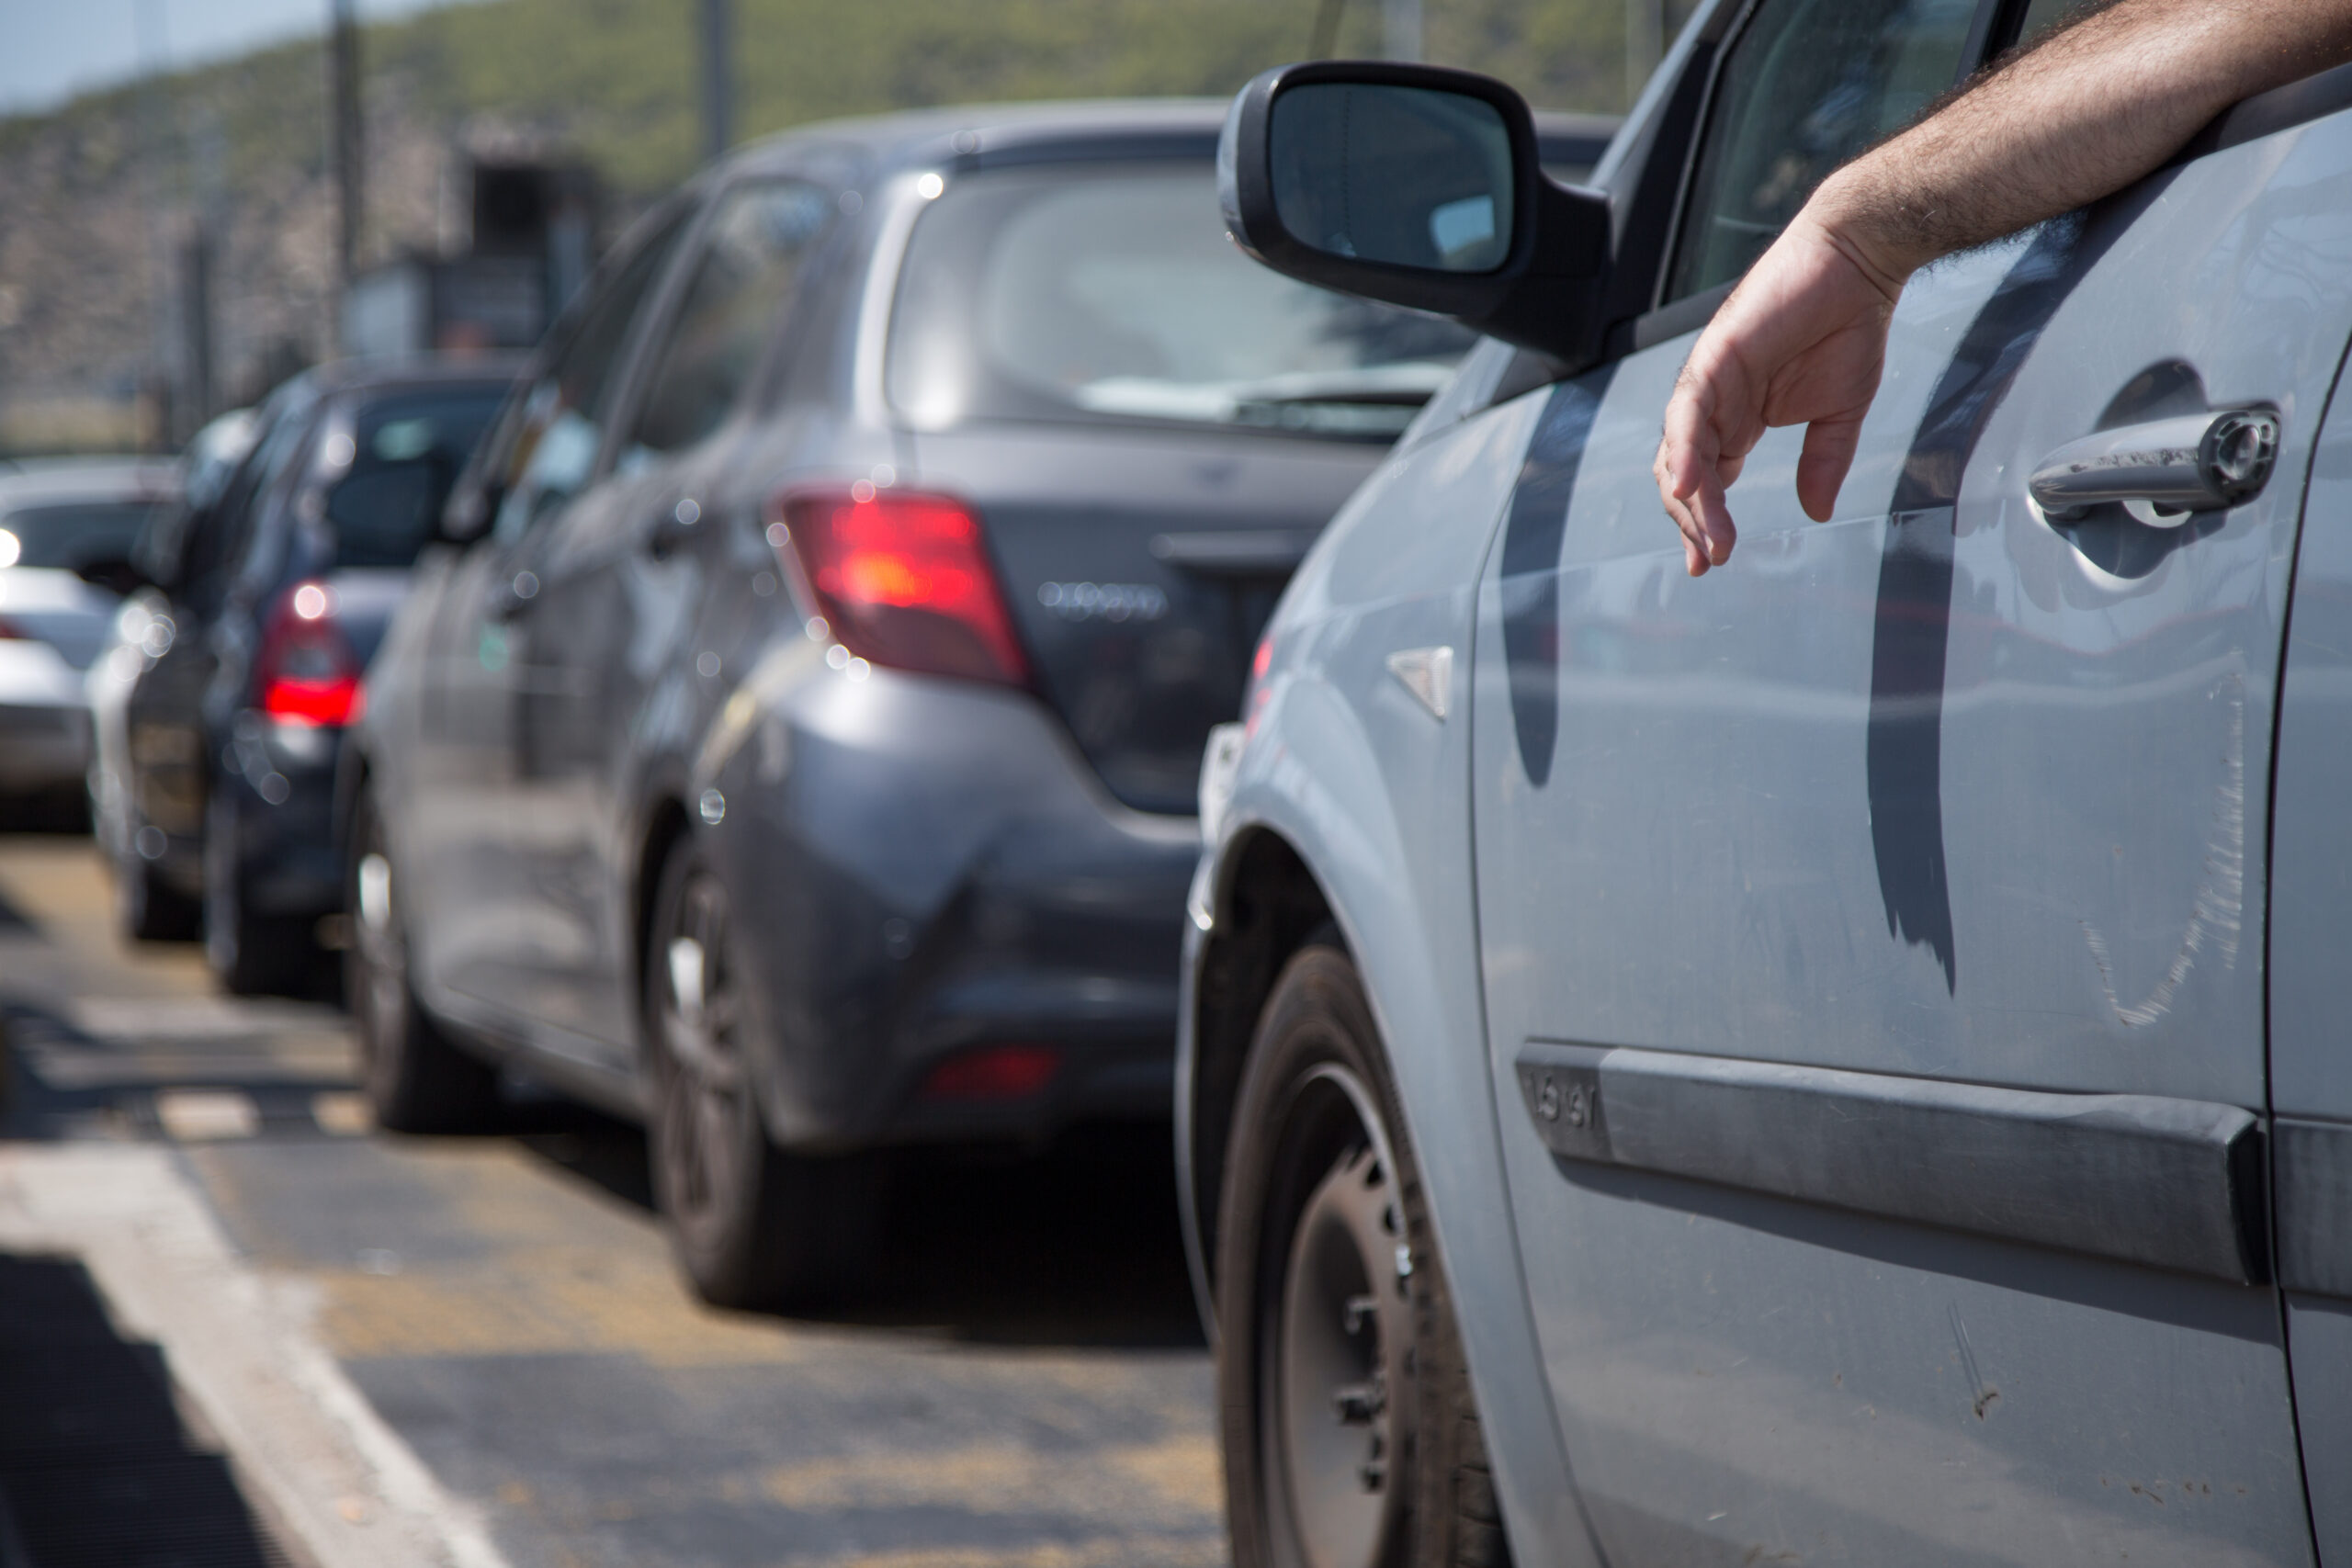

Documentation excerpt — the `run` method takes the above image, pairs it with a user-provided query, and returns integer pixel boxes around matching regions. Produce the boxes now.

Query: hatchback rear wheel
[345,786,500,1133]
[205,787,314,996]
[1217,943,1510,1568]
[643,835,880,1310]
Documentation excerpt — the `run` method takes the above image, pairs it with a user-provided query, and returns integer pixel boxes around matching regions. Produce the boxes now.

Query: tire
[1216,944,1511,1568]
[204,786,317,996]
[642,835,881,1310]
[345,786,501,1133]
[116,837,202,942]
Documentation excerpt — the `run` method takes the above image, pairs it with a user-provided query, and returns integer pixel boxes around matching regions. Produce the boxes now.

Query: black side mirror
[436,474,500,547]
[1220,62,1612,366]
[75,556,149,598]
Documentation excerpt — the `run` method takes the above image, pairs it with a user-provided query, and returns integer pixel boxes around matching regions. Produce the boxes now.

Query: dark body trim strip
[2278,1119,2352,1299]
[1514,1041,2267,1284]
[2190,60,2352,162]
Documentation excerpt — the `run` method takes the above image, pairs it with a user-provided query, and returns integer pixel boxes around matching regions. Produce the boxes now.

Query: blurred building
[341,157,601,360]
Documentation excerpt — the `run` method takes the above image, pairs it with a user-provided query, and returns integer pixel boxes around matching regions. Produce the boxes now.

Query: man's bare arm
[1655,0,2352,579]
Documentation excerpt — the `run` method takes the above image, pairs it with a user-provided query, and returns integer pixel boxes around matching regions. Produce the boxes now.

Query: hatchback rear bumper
[0,701,91,795]
[709,653,1198,1151]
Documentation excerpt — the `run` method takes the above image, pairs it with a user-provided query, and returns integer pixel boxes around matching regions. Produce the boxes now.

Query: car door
[1471,2,2349,1562]
[499,177,832,1058]
[2266,317,2352,1568]
[401,205,694,1033]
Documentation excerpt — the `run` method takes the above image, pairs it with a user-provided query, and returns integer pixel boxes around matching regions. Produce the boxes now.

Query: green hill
[0,0,1690,451]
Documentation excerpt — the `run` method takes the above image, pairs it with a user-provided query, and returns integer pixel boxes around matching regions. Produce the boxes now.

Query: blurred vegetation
[380,0,1699,192]
[0,0,1698,199]
[0,0,1700,432]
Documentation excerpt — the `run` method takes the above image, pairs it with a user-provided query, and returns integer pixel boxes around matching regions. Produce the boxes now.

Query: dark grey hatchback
[350,99,1611,1305]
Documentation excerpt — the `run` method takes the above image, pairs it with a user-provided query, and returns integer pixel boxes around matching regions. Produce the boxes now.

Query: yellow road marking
[794,1535,1227,1568]
[312,1092,373,1134]
[761,1434,1222,1528]
[155,1089,261,1140]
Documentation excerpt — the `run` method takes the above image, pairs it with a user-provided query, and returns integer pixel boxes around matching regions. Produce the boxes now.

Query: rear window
[0,501,162,571]
[887,163,1476,443]
[326,388,506,569]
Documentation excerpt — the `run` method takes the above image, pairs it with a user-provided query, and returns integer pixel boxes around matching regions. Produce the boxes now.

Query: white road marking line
[23,1048,354,1089]
[312,1092,373,1136]
[155,1089,261,1142]
[70,997,345,1039]
[0,1143,515,1568]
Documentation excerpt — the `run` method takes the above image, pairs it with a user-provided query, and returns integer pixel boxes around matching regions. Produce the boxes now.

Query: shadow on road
[510,1105,1204,1352]
[0,1253,298,1567]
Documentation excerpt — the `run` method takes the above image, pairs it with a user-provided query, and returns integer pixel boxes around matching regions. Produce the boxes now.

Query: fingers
[1796,412,1866,524]
[1657,376,1741,570]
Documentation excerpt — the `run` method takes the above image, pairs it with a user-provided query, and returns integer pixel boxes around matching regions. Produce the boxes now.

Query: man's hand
[1651,0,2352,576]
[1654,213,1905,578]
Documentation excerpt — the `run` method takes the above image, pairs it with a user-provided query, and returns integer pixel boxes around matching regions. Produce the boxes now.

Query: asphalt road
[0,829,1226,1568]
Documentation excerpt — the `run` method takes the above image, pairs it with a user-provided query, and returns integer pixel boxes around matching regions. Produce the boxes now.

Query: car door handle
[645,497,702,560]
[2030,409,2279,524]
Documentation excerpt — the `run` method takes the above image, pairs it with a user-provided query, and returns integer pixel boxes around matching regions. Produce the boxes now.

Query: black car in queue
[350,100,1613,1307]
[113,359,514,991]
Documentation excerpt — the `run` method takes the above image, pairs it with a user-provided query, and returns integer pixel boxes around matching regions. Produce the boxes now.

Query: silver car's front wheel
[1216,943,1510,1568]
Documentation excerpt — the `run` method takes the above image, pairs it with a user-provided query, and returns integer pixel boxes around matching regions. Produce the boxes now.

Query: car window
[888,163,1476,442]
[490,206,693,546]
[1664,0,1979,302]
[621,180,832,461]
[326,388,508,569]
[184,398,312,604]
[2012,0,2083,45]
[0,501,164,572]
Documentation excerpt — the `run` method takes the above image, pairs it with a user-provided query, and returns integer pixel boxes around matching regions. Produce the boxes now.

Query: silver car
[1182,5,2352,1566]
[0,462,175,808]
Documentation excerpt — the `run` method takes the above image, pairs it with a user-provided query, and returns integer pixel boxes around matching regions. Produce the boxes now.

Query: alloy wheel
[653,871,750,1247]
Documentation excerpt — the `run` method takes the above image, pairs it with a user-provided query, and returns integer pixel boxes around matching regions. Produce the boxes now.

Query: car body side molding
[1513,1041,2267,1284]
[2277,1120,2352,1299]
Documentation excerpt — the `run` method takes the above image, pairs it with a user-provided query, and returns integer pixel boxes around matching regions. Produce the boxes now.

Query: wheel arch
[632,792,695,1025]
[1182,823,1339,1306]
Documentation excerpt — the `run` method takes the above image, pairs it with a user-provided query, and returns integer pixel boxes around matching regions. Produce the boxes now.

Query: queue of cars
[0,461,176,815]
[38,0,2352,1558]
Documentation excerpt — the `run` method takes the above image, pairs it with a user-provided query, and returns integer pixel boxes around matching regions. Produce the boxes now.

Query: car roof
[724,97,1620,183]
[0,460,178,511]
[303,355,526,401]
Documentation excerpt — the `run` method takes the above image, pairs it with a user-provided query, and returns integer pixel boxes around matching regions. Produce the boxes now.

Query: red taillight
[768,487,1029,686]
[254,581,364,727]
[919,1043,1062,1102]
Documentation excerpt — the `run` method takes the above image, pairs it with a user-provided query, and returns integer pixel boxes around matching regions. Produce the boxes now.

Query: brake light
[920,1043,1061,1102]
[254,581,364,727]
[767,487,1029,687]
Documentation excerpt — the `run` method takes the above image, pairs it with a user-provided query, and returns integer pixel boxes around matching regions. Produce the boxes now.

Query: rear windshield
[887,163,1476,443]
[326,388,506,569]
[0,501,162,571]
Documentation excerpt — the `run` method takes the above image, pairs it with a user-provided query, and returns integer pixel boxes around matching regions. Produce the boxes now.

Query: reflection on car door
[1472,6,2352,1563]
[405,205,692,1041]
[502,178,832,1056]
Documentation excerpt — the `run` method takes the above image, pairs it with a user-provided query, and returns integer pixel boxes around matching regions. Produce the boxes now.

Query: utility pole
[133,0,175,449]
[700,0,732,165]
[1383,0,1422,62]
[329,0,364,350]
[1627,0,1665,107]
